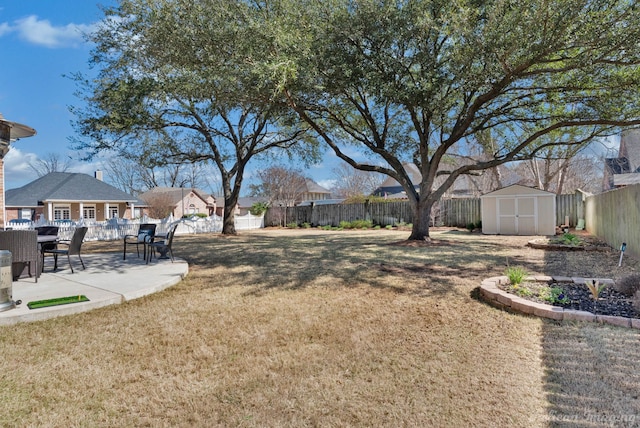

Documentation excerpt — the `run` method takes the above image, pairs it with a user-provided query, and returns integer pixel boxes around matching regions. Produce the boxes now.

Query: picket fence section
[5,212,264,241]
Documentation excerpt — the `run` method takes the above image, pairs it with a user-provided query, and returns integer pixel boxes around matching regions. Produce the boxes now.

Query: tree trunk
[407,198,434,241]
[222,200,237,235]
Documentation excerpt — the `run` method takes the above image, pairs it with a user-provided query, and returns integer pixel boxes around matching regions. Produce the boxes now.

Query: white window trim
[53,204,71,220]
[83,205,97,220]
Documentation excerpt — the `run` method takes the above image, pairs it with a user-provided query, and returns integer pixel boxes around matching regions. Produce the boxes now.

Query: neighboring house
[372,163,422,198]
[372,162,488,199]
[214,196,269,217]
[603,129,640,191]
[373,163,477,199]
[298,179,332,203]
[5,172,139,223]
[213,179,331,216]
[138,187,216,219]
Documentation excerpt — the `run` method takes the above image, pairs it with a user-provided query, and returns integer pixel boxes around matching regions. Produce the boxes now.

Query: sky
[0,0,341,193]
[0,1,623,195]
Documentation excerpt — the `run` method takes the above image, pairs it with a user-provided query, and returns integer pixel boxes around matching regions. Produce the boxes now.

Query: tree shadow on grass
[536,241,640,426]
[174,230,530,298]
[540,320,640,427]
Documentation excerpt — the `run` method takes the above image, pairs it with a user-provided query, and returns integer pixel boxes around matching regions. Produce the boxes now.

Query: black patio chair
[147,223,179,264]
[123,223,156,260]
[36,226,60,273]
[42,227,88,273]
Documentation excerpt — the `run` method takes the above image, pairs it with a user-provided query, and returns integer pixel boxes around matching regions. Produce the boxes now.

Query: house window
[109,206,119,219]
[83,205,96,220]
[19,208,32,220]
[54,205,71,220]
[189,204,197,214]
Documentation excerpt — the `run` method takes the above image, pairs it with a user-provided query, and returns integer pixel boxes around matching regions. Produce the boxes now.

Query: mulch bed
[551,282,639,318]
[501,281,640,319]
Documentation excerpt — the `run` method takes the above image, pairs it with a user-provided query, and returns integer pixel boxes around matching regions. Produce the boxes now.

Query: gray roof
[302,179,331,194]
[6,172,138,207]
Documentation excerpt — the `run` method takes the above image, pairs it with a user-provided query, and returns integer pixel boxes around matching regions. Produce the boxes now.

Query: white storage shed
[481,185,556,236]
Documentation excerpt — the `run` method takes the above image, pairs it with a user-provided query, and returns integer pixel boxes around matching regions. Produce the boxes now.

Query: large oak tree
[70,0,315,234]
[276,0,640,240]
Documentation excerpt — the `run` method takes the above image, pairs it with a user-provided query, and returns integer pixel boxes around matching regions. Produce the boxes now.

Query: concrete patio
[0,252,188,325]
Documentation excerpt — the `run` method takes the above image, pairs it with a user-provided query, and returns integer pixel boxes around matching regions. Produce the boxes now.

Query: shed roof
[480,184,555,198]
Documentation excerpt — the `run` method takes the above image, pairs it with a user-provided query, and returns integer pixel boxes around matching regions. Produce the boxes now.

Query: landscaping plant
[539,286,569,305]
[505,266,528,286]
[585,279,606,300]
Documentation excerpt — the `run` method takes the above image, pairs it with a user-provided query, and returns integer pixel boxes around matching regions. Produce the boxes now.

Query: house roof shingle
[5,172,138,207]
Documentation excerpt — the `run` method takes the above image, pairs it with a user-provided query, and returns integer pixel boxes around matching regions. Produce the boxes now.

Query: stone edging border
[479,276,640,329]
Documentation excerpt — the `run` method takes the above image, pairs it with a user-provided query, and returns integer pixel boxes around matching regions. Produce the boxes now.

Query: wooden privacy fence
[265,201,415,227]
[265,191,586,229]
[585,184,640,259]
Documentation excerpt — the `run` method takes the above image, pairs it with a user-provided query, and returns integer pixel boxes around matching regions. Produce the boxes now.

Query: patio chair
[123,223,156,260]
[147,223,179,264]
[42,227,88,273]
[0,230,39,281]
[36,226,60,273]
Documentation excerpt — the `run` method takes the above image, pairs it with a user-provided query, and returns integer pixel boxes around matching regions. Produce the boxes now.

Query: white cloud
[3,148,39,189]
[317,179,336,190]
[3,148,103,190]
[4,15,97,48]
[0,22,11,36]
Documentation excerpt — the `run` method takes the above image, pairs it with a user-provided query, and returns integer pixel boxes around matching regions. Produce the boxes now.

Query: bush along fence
[4,212,265,241]
[265,191,586,229]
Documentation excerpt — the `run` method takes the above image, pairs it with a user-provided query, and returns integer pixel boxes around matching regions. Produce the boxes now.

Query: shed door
[497,197,536,235]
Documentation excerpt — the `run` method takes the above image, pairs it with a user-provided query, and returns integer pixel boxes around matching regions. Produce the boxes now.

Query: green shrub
[511,284,532,297]
[339,220,352,229]
[556,233,581,246]
[249,202,269,216]
[505,266,528,286]
[302,222,311,229]
[466,222,475,232]
[350,219,373,229]
[385,225,393,230]
[539,286,569,305]
[182,213,208,218]
[286,222,298,229]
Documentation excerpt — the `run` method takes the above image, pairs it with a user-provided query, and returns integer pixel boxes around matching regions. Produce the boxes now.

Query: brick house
[137,187,216,219]
[5,172,140,223]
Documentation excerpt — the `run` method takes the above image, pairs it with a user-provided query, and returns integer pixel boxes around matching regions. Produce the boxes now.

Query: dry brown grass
[1,228,639,427]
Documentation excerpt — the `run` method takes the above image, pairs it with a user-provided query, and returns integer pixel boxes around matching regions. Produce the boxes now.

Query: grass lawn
[1,228,639,427]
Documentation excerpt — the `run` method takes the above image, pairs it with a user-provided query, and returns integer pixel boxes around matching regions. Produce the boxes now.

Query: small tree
[331,161,385,198]
[142,193,175,219]
[29,153,72,177]
[250,166,308,207]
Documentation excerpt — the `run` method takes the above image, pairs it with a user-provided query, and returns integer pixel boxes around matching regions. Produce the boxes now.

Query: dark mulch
[503,281,640,319]
[551,282,639,318]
